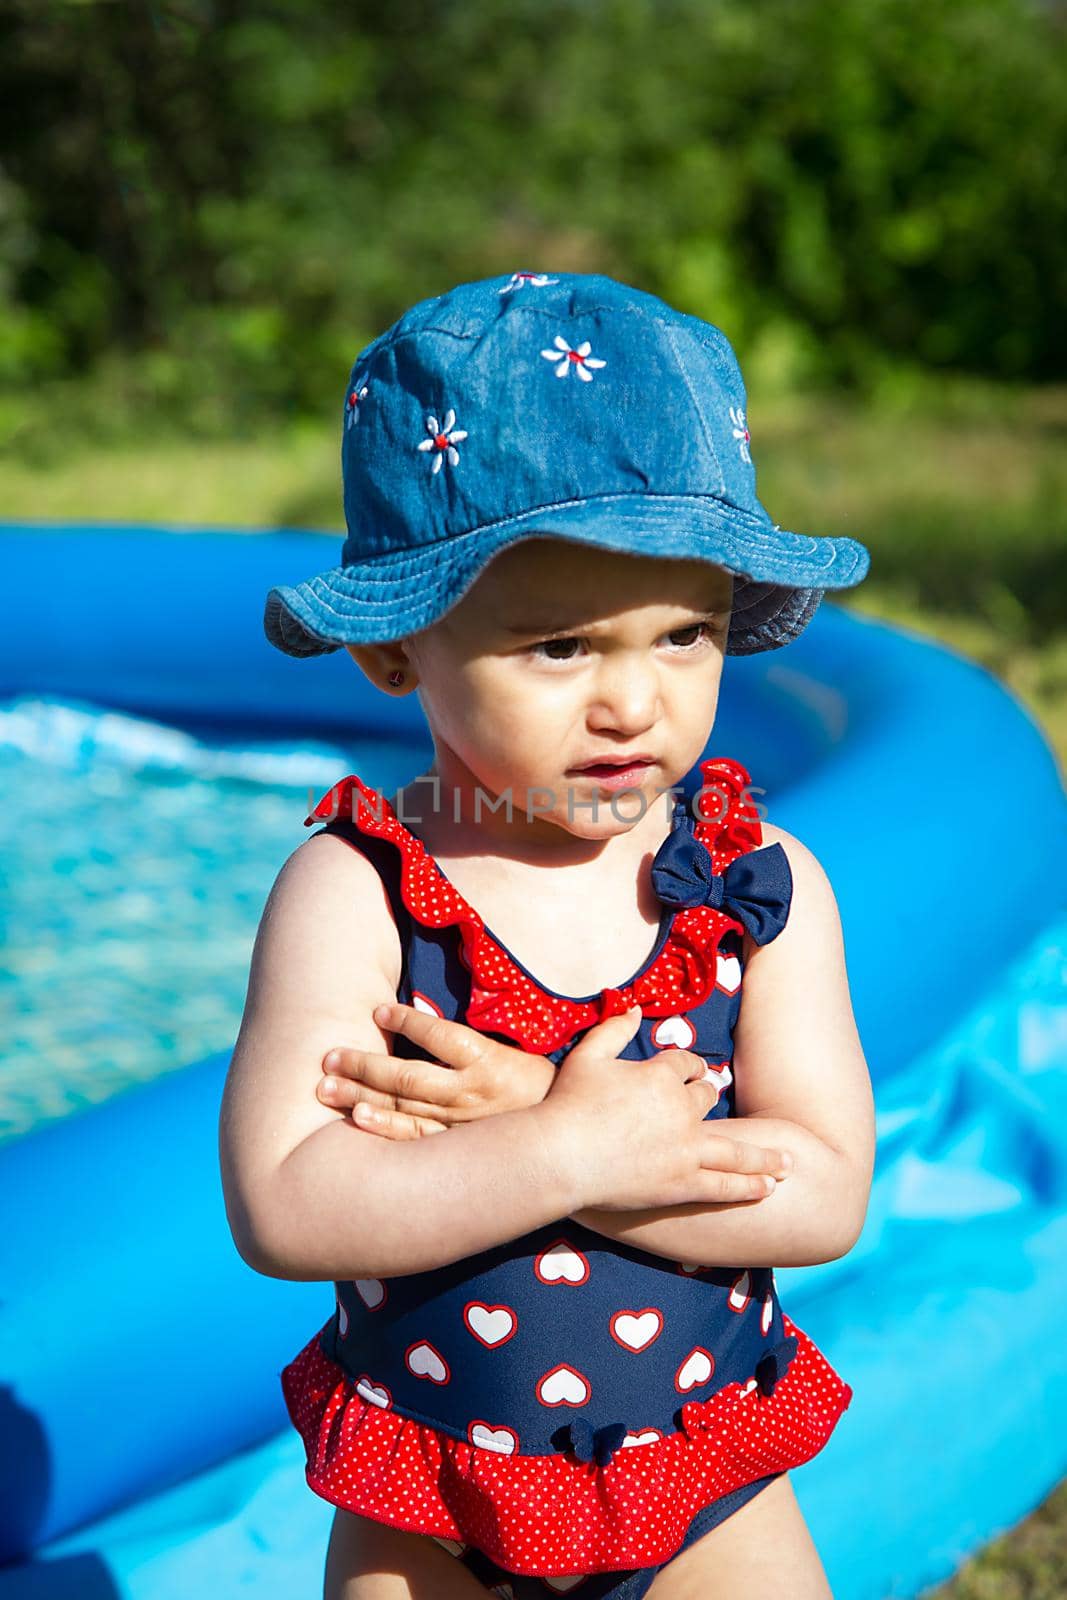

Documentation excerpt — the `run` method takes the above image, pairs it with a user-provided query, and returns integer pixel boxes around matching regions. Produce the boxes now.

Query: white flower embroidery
[345,380,369,430]
[416,408,468,474]
[729,405,751,463]
[498,271,559,294]
[540,335,607,382]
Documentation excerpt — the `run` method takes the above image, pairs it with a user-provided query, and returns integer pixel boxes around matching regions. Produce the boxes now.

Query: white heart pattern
[701,1060,733,1107]
[535,1240,589,1285]
[537,1364,590,1406]
[465,1302,517,1347]
[622,1428,662,1448]
[716,952,742,994]
[406,1341,449,1383]
[676,1347,714,1391]
[469,1420,519,1455]
[761,1293,773,1336]
[355,1376,390,1408]
[334,1288,349,1338]
[431,1536,467,1555]
[728,1270,752,1312]
[354,1278,385,1310]
[411,990,443,1016]
[542,1578,587,1594]
[610,1309,663,1352]
[651,1014,696,1050]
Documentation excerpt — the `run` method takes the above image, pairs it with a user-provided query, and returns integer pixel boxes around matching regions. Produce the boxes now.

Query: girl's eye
[543,636,585,662]
[666,621,716,648]
[531,617,716,656]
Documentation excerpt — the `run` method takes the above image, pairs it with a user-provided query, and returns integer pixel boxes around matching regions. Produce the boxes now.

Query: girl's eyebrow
[502,618,591,637]
[501,603,730,637]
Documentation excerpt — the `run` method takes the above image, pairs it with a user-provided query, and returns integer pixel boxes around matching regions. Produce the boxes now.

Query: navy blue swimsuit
[280,756,853,1595]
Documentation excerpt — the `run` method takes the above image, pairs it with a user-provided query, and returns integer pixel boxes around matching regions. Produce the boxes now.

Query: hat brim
[263,493,869,658]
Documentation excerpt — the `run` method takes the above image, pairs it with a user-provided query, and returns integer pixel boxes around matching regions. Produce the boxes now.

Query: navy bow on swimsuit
[650,829,792,947]
[559,1416,631,1468]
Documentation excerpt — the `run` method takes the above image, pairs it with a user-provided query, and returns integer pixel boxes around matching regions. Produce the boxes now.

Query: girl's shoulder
[738,818,846,971]
[261,824,404,1003]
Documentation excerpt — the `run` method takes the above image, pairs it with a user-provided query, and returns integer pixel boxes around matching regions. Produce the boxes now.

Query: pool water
[0,694,430,1148]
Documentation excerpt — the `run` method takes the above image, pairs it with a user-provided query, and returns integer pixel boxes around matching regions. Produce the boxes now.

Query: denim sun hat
[264,271,870,657]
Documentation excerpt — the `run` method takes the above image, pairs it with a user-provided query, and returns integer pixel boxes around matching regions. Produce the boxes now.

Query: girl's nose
[587,657,661,734]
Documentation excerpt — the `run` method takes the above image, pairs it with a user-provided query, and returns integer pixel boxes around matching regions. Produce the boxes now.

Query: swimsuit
[280,755,853,1595]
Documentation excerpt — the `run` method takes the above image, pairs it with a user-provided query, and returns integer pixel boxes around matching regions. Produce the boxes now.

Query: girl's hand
[316,1001,557,1140]
[544,1007,792,1212]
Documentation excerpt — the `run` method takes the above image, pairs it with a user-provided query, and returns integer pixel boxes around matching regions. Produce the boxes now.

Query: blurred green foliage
[1,0,1065,430]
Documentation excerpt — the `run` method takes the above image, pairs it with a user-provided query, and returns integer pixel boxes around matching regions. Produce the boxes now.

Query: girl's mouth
[567,758,655,789]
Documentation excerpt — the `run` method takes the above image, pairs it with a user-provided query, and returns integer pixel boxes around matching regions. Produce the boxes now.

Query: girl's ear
[344,643,419,695]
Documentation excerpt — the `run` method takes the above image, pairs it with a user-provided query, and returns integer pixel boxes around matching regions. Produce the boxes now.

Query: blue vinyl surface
[1,523,1066,1599]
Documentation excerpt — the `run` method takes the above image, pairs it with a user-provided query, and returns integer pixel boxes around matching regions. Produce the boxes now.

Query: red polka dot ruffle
[280,1311,852,1577]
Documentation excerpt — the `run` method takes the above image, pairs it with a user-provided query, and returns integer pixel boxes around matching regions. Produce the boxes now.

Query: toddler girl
[220,271,876,1599]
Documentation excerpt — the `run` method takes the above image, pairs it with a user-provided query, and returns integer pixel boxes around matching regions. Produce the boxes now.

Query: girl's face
[351,538,733,840]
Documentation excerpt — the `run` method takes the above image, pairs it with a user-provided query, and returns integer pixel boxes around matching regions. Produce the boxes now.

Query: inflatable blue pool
[2,523,1066,1599]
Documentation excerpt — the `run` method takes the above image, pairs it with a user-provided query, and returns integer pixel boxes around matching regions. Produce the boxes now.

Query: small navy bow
[754,1334,799,1397]
[561,1416,629,1466]
[650,829,792,947]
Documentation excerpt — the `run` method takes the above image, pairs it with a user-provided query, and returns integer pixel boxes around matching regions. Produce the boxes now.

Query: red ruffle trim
[280,1310,851,1577]
[304,755,765,1054]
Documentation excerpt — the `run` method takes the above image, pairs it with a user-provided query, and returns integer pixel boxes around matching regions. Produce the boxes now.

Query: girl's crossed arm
[219,831,788,1284]
[220,831,590,1282]
[317,827,876,1271]
[577,827,876,1268]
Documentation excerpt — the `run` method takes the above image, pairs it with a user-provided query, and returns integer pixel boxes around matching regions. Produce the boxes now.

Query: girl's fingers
[372,1003,493,1070]
[565,1005,643,1060]
[657,1048,711,1083]
[320,1077,458,1123]
[701,1131,792,1180]
[320,1046,462,1110]
[695,1169,780,1202]
[352,1102,450,1140]
[319,1062,463,1126]
[318,1076,396,1112]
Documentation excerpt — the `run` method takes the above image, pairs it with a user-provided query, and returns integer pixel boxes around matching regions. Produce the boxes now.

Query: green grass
[927,1480,1067,1600]
[1,381,1065,1593]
